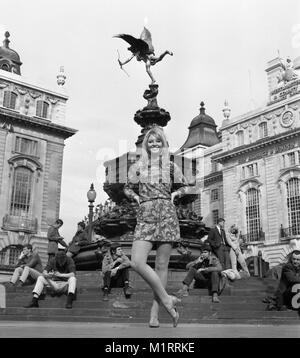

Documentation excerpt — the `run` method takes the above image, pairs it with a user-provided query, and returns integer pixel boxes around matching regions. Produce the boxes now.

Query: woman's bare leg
[131,241,177,314]
[150,243,172,322]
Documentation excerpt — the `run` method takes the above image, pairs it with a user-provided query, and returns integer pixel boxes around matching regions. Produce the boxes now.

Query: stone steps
[0,271,298,325]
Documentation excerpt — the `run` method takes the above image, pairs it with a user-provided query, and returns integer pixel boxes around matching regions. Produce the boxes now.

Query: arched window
[246,188,261,241]
[286,178,300,235]
[259,122,268,139]
[0,245,23,267]
[236,131,244,146]
[10,167,33,217]
[36,100,49,119]
[3,91,17,109]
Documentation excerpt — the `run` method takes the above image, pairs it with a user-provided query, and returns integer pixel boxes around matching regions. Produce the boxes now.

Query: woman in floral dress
[124,126,194,327]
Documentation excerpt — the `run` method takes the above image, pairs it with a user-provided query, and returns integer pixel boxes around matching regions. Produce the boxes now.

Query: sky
[1,0,300,242]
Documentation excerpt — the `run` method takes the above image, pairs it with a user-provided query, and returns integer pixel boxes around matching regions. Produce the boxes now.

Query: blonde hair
[140,126,169,164]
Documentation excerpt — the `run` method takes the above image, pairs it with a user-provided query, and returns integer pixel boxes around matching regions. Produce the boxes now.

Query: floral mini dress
[124,159,193,244]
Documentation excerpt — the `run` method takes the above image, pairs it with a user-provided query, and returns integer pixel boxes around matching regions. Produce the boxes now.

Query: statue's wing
[140,27,154,54]
[114,33,149,55]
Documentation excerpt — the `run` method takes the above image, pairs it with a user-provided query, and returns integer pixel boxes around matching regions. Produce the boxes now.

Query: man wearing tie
[207,218,231,270]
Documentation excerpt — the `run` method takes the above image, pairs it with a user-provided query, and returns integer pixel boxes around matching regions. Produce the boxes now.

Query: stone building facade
[212,55,300,267]
[0,32,76,279]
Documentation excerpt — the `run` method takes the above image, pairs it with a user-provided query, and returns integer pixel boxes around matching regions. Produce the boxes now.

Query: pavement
[0,321,299,338]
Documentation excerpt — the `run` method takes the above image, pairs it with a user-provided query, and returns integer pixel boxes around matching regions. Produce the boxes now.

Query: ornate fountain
[74,28,209,270]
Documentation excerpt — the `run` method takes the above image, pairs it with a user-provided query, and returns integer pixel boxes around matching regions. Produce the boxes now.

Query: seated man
[176,243,225,303]
[66,221,89,258]
[266,250,300,311]
[101,243,132,301]
[24,243,77,309]
[7,244,42,288]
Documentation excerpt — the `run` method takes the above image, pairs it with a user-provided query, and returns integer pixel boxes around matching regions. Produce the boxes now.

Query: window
[211,161,218,173]
[259,122,268,139]
[3,91,17,109]
[288,152,296,166]
[10,167,33,216]
[246,188,261,241]
[0,245,23,266]
[242,163,258,179]
[15,136,38,156]
[286,178,300,235]
[212,210,219,225]
[211,188,219,202]
[36,100,49,119]
[236,131,244,146]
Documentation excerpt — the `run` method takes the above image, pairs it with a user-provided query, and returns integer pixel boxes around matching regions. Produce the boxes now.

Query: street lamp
[87,183,97,242]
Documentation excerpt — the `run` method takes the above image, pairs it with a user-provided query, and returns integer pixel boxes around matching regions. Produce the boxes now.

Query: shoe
[123,283,133,299]
[65,293,74,309]
[149,317,160,328]
[24,297,39,308]
[103,287,109,301]
[16,280,25,288]
[165,295,180,328]
[176,288,189,297]
[212,293,220,303]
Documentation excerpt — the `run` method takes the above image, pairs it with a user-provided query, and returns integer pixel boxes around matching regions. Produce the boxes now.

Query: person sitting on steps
[101,243,132,301]
[66,221,89,258]
[24,242,77,309]
[176,243,226,303]
[5,244,43,289]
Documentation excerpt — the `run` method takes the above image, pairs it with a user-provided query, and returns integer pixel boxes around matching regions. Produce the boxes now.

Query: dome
[0,32,22,75]
[189,102,216,128]
[180,101,220,150]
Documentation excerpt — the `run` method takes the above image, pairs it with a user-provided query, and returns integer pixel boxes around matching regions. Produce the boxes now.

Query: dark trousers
[213,245,231,270]
[183,267,220,294]
[103,268,129,289]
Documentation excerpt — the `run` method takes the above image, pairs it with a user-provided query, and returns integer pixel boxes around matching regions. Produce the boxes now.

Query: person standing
[47,219,68,262]
[226,224,250,277]
[124,126,195,328]
[207,218,231,270]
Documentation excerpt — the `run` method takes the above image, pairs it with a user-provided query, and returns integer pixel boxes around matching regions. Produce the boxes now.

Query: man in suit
[207,218,231,270]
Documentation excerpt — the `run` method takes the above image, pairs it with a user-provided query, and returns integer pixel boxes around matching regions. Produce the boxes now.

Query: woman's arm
[124,162,140,204]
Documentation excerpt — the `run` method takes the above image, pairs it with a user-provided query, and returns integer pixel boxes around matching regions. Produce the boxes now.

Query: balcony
[280,225,300,239]
[2,214,38,234]
[240,230,265,243]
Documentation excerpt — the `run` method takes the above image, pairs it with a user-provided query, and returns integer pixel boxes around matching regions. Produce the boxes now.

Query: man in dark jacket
[102,243,132,301]
[66,221,89,257]
[207,218,231,270]
[266,250,300,310]
[47,219,68,262]
[8,244,42,287]
[176,243,225,303]
[25,243,77,309]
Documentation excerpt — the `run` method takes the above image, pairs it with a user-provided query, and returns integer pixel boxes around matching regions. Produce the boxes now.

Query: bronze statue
[114,27,173,84]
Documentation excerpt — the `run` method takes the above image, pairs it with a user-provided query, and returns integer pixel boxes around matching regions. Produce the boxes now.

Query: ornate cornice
[213,127,300,163]
[204,171,223,187]
[0,107,77,139]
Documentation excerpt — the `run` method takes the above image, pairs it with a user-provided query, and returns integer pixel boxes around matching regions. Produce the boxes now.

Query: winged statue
[114,27,173,84]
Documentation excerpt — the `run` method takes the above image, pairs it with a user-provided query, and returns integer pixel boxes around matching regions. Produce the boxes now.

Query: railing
[240,230,265,243]
[2,214,38,233]
[280,225,300,238]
